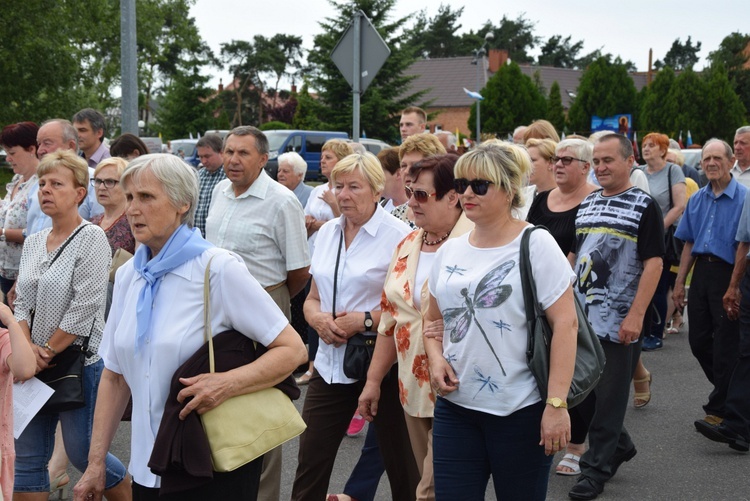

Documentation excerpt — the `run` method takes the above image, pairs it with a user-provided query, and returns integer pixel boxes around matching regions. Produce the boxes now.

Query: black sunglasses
[552,156,587,166]
[404,185,436,203]
[453,178,494,196]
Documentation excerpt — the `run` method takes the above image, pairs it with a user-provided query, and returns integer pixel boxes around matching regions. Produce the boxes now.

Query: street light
[470,32,494,144]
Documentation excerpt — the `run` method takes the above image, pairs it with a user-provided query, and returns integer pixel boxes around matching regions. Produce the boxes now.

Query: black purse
[519,226,606,408]
[331,232,376,380]
[663,164,685,265]
[32,225,92,413]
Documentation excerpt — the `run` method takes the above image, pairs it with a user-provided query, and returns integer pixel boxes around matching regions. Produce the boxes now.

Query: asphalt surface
[69,313,749,500]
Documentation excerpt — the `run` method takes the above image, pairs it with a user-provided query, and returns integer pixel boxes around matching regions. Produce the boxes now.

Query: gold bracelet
[43,342,58,356]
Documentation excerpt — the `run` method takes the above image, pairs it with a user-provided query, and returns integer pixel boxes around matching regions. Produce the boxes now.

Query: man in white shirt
[205,125,310,499]
[730,126,750,188]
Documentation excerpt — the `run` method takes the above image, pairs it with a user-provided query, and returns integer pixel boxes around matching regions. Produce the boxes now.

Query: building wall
[426,106,472,138]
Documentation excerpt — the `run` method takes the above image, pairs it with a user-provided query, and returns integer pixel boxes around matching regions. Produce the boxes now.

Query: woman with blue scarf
[75,154,307,501]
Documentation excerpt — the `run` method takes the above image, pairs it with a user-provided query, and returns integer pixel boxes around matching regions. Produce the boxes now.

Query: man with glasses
[569,134,664,500]
[194,134,226,236]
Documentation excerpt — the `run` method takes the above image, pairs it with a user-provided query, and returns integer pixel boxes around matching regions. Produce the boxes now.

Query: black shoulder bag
[35,225,93,413]
[663,164,684,266]
[519,226,606,408]
[333,231,377,380]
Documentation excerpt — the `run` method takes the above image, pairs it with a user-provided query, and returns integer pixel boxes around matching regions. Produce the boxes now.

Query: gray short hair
[42,118,78,149]
[435,131,457,148]
[278,151,308,177]
[557,138,593,163]
[736,126,750,137]
[226,126,269,155]
[121,153,199,227]
[72,108,106,139]
[703,138,734,161]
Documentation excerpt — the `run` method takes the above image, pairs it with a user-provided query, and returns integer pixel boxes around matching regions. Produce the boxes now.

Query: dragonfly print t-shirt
[428,228,574,417]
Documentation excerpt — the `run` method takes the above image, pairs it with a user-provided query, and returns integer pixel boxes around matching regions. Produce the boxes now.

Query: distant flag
[507,133,513,141]
[456,127,460,141]
[677,131,684,149]
[189,132,194,140]
[632,131,640,162]
[463,87,484,100]
[158,132,162,140]
[362,130,367,138]
[561,131,567,140]
[687,130,693,147]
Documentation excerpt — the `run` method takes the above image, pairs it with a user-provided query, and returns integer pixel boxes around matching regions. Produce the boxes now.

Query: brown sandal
[633,372,652,408]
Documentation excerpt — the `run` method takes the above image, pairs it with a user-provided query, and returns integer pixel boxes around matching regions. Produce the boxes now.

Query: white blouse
[304,183,336,256]
[14,222,110,364]
[311,206,410,384]
[100,247,288,488]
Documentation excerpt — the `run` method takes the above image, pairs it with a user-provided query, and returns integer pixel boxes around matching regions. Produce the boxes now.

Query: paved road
[73,316,749,500]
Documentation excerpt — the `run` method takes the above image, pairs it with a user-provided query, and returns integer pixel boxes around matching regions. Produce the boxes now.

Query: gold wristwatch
[546,397,568,409]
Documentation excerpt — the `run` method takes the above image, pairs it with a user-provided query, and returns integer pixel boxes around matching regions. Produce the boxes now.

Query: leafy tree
[661,68,708,140]
[546,81,566,132]
[407,4,467,58]
[260,34,304,109]
[468,61,546,138]
[221,37,272,126]
[306,0,425,141]
[487,15,538,64]
[154,68,216,139]
[702,63,746,141]
[292,82,327,130]
[538,35,584,68]
[639,66,678,134]
[654,36,702,70]
[567,57,638,133]
[709,32,750,121]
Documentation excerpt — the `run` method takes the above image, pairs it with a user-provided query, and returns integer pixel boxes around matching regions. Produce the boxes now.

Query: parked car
[171,139,200,168]
[348,138,391,155]
[140,137,164,154]
[0,147,6,165]
[264,130,348,180]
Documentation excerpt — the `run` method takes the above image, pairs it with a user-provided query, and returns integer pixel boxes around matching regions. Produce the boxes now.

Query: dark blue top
[675,177,747,264]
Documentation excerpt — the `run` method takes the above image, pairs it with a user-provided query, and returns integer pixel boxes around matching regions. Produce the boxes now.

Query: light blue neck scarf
[133,224,213,352]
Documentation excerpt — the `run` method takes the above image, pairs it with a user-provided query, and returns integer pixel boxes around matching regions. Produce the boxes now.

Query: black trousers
[721,269,750,440]
[687,259,740,416]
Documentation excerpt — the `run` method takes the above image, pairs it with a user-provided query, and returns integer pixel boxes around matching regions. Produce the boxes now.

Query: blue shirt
[675,177,747,264]
[735,188,750,256]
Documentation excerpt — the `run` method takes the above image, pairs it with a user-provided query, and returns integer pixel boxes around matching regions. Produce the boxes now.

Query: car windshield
[265,132,291,152]
[172,141,196,156]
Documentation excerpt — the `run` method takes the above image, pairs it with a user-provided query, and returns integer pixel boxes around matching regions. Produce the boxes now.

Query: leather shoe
[694,420,749,452]
[608,446,637,477]
[641,335,663,351]
[569,476,604,500]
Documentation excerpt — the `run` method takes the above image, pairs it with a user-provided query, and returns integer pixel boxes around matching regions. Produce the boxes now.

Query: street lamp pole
[471,32,494,144]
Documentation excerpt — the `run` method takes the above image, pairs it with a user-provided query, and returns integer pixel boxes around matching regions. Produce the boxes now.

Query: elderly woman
[74,154,306,500]
[0,122,39,299]
[90,157,135,257]
[394,134,446,226]
[277,151,313,207]
[110,133,149,160]
[358,153,472,500]
[642,132,686,351]
[292,153,418,501]
[12,150,131,501]
[423,141,577,500]
[525,138,558,196]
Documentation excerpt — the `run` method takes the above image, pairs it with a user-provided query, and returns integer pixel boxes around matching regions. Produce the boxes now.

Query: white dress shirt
[205,171,310,288]
[99,248,288,487]
[304,183,336,257]
[311,205,410,384]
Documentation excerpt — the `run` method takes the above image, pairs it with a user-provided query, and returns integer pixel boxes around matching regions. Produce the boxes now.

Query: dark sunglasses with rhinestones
[404,185,437,203]
[453,178,494,196]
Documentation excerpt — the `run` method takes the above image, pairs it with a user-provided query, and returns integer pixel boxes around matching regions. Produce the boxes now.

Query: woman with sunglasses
[423,140,577,500]
[357,153,472,500]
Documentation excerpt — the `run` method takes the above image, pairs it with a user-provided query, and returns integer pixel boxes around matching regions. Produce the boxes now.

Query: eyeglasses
[552,156,587,166]
[91,178,119,189]
[404,185,436,203]
[453,178,494,196]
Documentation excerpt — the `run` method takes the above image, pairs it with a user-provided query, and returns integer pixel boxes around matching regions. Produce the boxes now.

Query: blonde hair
[525,138,557,162]
[37,150,89,201]
[322,139,354,161]
[399,133,446,161]
[454,139,531,210]
[522,119,560,143]
[94,156,128,178]
[330,153,385,195]
[666,148,685,166]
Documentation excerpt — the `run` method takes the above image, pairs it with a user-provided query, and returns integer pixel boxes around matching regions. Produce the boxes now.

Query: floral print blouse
[0,174,37,279]
[90,213,136,256]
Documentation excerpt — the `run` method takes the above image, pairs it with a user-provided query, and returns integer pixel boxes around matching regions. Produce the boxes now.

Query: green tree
[292,81,326,130]
[538,35,584,68]
[468,61,546,138]
[654,36,702,70]
[639,66,678,134]
[708,32,750,121]
[567,57,638,133]
[546,81,566,132]
[306,0,425,141]
[155,68,216,139]
[407,4,467,58]
[661,68,708,141]
[702,63,747,141]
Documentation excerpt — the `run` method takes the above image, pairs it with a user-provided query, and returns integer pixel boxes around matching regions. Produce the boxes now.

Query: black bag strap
[331,231,344,319]
[519,226,551,361]
[666,164,674,211]
[50,224,87,267]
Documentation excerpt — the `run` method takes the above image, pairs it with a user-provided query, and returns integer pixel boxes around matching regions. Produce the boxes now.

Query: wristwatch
[546,397,568,409]
[364,311,373,331]
[0,228,5,242]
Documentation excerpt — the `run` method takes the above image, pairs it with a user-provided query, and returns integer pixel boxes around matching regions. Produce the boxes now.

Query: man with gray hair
[730,126,750,188]
[73,108,110,168]
[434,130,458,152]
[205,125,310,499]
[512,125,528,144]
[673,139,746,432]
[194,133,226,236]
[277,151,312,206]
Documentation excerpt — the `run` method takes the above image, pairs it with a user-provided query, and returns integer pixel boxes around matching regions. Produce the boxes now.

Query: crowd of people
[0,105,749,501]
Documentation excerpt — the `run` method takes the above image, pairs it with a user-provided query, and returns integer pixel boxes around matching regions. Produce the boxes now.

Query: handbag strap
[50,224,87,267]
[666,164,674,211]
[331,231,344,320]
[204,255,217,373]
[519,226,550,359]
